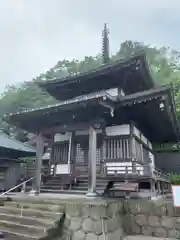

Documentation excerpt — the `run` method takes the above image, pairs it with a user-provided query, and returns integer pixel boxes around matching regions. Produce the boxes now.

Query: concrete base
[85,191,99,198]
[28,189,37,196]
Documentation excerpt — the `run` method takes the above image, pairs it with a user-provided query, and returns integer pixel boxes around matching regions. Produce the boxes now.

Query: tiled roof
[0,132,35,153]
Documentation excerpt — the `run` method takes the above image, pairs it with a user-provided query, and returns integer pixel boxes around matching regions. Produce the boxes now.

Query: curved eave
[166,83,180,141]
[37,51,146,87]
[36,51,155,100]
[115,84,180,142]
[4,92,116,133]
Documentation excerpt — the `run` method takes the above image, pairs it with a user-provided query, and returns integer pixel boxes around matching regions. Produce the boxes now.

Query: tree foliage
[0,40,180,140]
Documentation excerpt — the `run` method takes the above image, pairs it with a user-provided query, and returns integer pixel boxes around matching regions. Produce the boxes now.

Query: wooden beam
[35,132,44,195]
[42,119,106,134]
[70,132,76,178]
[86,125,98,197]
[130,123,136,173]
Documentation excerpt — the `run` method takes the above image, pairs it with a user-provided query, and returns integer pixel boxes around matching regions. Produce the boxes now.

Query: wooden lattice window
[96,148,101,165]
[76,143,85,164]
[104,137,130,160]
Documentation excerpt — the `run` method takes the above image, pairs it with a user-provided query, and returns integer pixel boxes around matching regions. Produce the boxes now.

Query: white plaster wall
[75,129,102,136]
[106,125,130,136]
[54,132,72,142]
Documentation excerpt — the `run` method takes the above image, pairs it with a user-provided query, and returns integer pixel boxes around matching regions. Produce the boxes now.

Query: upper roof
[37,51,155,101]
[0,132,36,156]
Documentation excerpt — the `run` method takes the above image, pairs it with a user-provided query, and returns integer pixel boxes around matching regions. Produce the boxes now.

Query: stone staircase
[41,175,109,195]
[0,199,65,240]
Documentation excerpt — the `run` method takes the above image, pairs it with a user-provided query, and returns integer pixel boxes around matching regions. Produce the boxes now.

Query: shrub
[169,173,180,185]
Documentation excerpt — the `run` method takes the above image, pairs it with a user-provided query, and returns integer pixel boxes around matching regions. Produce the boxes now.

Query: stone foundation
[32,198,180,239]
[123,200,180,239]
[61,200,125,240]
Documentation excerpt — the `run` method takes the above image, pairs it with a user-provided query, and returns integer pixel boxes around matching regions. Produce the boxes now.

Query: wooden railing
[105,162,150,176]
[103,138,130,160]
[153,167,169,180]
[104,162,169,180]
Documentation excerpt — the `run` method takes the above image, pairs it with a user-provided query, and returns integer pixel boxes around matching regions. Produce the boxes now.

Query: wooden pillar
[150,179,156,193]
[157,181,161,195]
[100,131,106,177]
[86,125,98,197]
[162,182,165,195]
[35,132,44,195]
[130,124,136,173]
[70,132,76,178]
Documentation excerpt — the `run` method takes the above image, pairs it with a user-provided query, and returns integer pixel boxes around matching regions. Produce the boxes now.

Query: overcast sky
[0,0,179,92]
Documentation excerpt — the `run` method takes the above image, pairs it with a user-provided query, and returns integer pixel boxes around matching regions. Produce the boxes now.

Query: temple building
[4,26,180,198]
[0,131,35,191]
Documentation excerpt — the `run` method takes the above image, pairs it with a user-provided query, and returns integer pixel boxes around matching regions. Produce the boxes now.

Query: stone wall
[49,199,180,239]
[61,200,125,240]
[123,200,180,239]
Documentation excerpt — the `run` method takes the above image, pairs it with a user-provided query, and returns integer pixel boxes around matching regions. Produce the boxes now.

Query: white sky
[0,0,180,91]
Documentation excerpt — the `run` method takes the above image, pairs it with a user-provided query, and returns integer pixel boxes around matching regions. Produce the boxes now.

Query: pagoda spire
[102,23,110,64]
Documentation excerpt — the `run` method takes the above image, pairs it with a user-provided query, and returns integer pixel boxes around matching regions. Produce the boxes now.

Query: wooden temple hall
[4,51,180,198]
[4,22,180,198]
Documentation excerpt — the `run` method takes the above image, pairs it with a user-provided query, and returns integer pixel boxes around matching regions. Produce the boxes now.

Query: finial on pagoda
[102,23,110,64]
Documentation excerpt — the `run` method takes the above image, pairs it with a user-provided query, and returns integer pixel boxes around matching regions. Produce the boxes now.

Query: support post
[150,179,156,193]
[35,132,44,195]
[157,181,161,195]
[70,132,76,179]
[100,128,106,177]
[130,124,136,174]
[67,133,72,173]
[86,125,98,197]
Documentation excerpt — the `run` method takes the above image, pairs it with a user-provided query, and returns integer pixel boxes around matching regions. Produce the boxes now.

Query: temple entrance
[51,141,70,175]
[50,133,102,176]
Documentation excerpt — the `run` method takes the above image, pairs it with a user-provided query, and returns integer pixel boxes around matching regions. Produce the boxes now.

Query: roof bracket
[98,99,114,117]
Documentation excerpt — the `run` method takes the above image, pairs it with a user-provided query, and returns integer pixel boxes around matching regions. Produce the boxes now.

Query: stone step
[4,201,63,212]
[42,185,71,190]
[3,230,38,240]
[0,220,47,238]
[40,188,87,195]
[42,184,105,192]
[0,206,60,219]
[0,213,54,227]
[71,186,105,191]
[126,236,175,240]
[78,181,108,185]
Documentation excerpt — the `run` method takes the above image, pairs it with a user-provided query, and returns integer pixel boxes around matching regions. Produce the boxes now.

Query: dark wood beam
[42,119,106,135]
[70,132,76,177]
[35,132,44,195]
[86,125,98,197]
